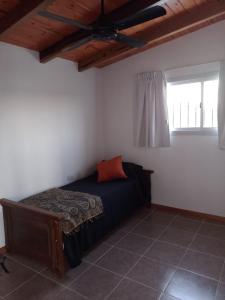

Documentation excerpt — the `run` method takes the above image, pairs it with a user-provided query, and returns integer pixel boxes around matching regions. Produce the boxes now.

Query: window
[167,74,219,132]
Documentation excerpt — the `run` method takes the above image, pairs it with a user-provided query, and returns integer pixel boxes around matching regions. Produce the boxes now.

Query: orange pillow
[97,156,127,183]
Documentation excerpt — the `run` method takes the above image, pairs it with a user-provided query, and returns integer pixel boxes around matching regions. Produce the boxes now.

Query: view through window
[167,76,219,131]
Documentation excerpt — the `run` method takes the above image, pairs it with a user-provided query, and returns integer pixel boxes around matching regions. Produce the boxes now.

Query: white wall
[0,43,103,246]
[101,20,225,217]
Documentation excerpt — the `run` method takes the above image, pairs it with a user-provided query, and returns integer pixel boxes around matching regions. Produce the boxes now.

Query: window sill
[170,128,218,136]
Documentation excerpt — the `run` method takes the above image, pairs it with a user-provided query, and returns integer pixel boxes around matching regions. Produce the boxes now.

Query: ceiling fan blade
[115,6,166,31]
[40,30,94,61]
[107,0,162,23]
[62,34,94,52]
[38,11,92,31]
[114,33,146,48]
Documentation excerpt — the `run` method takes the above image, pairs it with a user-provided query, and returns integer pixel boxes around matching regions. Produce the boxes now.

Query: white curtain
[218,61,225,150]
[135,71,170,148]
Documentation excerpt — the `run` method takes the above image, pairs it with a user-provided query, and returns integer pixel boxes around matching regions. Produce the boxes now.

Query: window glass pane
[203,79,218,128]
[167,82,201,129]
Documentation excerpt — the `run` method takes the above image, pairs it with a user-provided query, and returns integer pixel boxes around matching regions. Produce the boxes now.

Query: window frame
[167,71,219,135]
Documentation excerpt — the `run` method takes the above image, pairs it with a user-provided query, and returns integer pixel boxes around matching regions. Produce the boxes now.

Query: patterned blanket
[21,188,103,235]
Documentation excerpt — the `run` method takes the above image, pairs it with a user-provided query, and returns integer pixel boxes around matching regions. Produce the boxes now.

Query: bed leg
[0,256,9,273]
[51,219,65,277]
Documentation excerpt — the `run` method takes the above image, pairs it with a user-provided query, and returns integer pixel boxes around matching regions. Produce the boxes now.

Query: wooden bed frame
[0,170,153,277]
[0,199,66,277]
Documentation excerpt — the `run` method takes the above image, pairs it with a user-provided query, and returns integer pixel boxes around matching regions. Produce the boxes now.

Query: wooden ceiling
[0,0,225,71]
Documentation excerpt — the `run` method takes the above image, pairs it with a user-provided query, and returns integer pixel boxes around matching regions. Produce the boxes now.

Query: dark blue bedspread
[61,163,150,267]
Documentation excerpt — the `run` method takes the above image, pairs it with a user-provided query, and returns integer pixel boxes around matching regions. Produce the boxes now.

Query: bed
[0,162,153,277]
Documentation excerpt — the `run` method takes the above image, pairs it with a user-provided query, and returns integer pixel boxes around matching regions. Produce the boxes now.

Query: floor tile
[146,211,176,226]
[54,288,86,299]
[84,242,112,263]
[103,229,127,245]
[216,283,225,300]
[179,250,223,280]
[5,274,63,300]
[160,294,180,300]
[119,216,142,232]
[116,233,153,255]
[108,278,160,300]
[198,223,225,240]
[219,266,225,284]
[71,265,121,300]
[165,269,218,300]
[133,220,166,239]
[42,261,91,286]
[170,217,201,233]
[205,219,225,226]
[159,228,195,247]
[6,253,46,272]
[145,241,185,265]
[190,235,225,258]
[127,257,176,291]
[133,207,152,219]
[96,247,139,275]
[177,214,204,222]
[0,258,35,298]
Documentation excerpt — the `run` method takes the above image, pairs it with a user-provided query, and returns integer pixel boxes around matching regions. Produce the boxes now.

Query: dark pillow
[122,162,143,178]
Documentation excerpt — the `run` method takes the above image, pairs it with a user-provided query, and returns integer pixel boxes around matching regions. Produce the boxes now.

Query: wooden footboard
[0,198,65,277]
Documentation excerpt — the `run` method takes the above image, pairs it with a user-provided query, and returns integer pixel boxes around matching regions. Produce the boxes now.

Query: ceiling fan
[38,0,166,52]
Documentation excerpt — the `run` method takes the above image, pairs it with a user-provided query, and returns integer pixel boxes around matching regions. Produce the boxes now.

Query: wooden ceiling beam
[39,29,92,63]
[0,0,53,38]
[78,1,225,71]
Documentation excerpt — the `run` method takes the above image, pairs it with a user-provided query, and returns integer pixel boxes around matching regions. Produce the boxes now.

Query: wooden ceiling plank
[166,0,185,15]
[0,0,53,38]
[78,0,225,71]
[179,0,198,11]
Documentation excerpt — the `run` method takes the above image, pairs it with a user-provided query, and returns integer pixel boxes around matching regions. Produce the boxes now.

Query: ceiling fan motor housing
[92,26,118,41]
